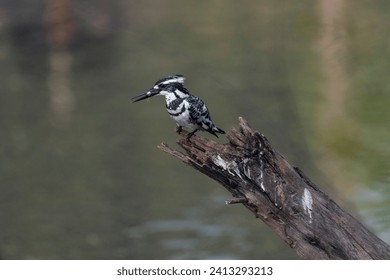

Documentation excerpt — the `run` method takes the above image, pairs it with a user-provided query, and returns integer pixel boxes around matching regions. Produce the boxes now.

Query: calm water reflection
[0,0,388,259]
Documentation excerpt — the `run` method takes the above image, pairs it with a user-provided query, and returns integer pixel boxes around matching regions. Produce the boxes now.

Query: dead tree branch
[158,117,390,259]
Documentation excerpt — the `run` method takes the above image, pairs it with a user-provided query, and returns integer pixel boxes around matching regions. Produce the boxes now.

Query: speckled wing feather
[187,96,220,136]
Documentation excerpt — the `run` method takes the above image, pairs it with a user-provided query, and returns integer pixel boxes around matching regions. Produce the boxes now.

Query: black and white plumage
[132,75,225,138]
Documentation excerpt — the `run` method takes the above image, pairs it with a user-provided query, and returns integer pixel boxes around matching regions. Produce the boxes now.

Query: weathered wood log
[158,117,390,259]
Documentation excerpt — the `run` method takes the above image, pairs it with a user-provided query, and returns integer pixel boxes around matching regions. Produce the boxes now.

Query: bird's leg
[176,125,183,135]
[186,129,198,139]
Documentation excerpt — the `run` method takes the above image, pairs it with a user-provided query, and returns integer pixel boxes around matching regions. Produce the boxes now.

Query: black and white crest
[154,75,185,86]
[132,75,225,139]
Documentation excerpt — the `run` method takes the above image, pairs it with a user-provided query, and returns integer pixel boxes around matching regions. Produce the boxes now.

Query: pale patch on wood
[302,188,313,223]
[213,155,243,179]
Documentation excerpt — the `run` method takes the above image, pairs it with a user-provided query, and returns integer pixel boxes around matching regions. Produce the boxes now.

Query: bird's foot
[186,129,197,140]
[176,126,183,135]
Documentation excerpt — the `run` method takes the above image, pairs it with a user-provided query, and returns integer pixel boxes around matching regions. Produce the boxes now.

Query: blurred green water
[0,0,388,259]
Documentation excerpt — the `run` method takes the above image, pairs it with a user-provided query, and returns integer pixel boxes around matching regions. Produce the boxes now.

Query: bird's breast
[166,100,198,131]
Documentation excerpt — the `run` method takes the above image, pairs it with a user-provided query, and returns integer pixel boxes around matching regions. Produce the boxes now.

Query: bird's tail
[215,127,225,134]
[209,126,225,137]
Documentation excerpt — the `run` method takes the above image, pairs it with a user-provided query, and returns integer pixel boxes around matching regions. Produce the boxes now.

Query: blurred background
[0,0,389,259]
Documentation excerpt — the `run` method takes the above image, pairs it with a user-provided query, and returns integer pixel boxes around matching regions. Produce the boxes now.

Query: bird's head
[132,74,188,103]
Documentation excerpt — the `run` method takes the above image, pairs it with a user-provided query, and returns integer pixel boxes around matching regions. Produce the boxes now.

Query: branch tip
[225,197,248,205]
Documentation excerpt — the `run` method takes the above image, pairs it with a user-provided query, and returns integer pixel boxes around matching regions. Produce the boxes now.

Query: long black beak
[131,88,160,103]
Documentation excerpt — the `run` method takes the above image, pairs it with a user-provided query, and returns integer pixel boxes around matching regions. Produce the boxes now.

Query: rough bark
[158,117,390,260]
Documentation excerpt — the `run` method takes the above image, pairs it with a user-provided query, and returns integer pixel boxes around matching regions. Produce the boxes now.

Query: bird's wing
[187,96,214,131]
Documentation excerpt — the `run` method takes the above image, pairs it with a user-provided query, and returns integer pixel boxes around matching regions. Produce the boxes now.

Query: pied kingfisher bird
[132,75,225,138]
